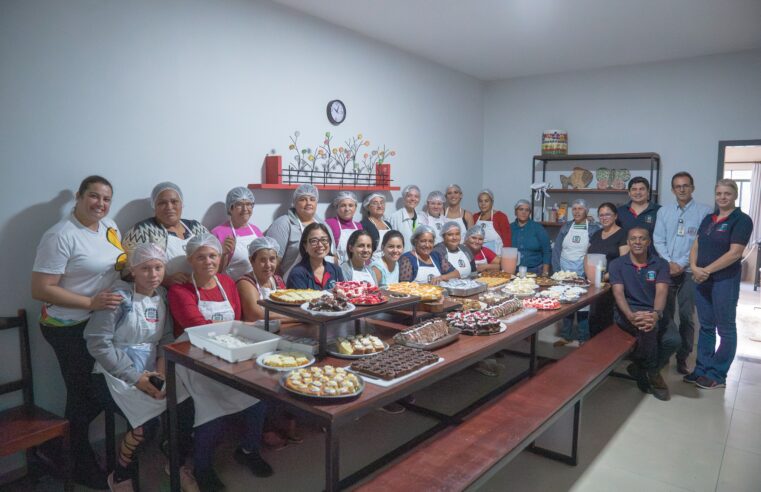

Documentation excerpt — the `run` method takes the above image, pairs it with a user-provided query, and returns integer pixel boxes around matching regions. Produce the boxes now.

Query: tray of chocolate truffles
[393,318,461,350]
[446,311,505,336]
[300,293,356,317]
[350,345,440,381]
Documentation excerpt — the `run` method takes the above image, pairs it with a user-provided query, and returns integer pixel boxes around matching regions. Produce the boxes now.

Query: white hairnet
[478,188,494,203]
[426,191,445,204]
[128,242,167,268]
[332,191,358,208]
[185,233,222,258]
[226,187,255,212]
[151,182,183,209]
[247,236,281,258]
[571,198,589,211]
[362,192,385,211]
[446,184,463,194]
[441,221,462,236]
[402,184,421,198]
[292,184,319,204]
[514,199,531,209]
[465,224,485,240]
[410,224,436,246]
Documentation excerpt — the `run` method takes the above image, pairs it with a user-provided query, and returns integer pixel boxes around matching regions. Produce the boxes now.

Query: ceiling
[271,0,761,81]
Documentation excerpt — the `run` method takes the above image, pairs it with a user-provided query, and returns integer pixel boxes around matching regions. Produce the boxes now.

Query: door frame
[717,139,761,181]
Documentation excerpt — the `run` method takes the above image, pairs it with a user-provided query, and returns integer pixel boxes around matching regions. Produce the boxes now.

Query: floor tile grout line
[714,361,743,492]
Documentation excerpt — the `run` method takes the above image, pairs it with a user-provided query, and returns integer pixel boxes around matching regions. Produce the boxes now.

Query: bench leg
[325,426,340,492]
[528,400,580,466]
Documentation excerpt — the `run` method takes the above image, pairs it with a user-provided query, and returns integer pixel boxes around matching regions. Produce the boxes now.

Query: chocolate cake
[446,311,502,335]
[350,345,440,380]
[394,319,450,345]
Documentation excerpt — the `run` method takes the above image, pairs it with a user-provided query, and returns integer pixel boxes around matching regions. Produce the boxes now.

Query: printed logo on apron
[211,312,224,321]
[144,307,159,323]
[428,274,435,283]
[458,259,466,267]
[572,235,581,243]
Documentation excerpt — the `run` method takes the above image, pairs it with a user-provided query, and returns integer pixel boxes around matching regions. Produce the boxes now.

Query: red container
[375,163,390,186]
[264,155,282,185]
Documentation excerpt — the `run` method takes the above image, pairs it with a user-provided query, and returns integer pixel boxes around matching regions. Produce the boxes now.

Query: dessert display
[209,333,256,348]
[476,276,510,289]
[270,289,324,304]
[486,298,524,318]
[305,293,352,312]
[539,285,587,302]
[333,281,386,305]
[551,271,579,281]
[333,335,386,356]
[259,351,312,369]
[479,271,513,279]
[283,365,362,398]
[394,319,452,346]
[446,310,503,335]
[534,276,557,287]
[387,282,444,301]
[504,277,539,296]
[440,278,487,296]
[523,297,562,310]
[458,298,484,311]
[350,345,440,380]
[479,291,514,306]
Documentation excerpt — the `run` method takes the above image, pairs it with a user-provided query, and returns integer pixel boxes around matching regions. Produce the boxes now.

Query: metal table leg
[529,333,537,376]
[319,322,328,359]
[354,319,362,335]
[325,425,340,492]
[166,359,180,492]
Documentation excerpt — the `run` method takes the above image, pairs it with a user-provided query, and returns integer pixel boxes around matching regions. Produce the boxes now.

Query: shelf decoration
[541,130,568,155]
[559,167,593,189]
[595,168,631,190]
[260,131,397,189]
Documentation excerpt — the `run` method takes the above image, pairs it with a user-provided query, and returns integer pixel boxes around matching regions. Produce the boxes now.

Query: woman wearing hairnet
[360,192,392,263]
[444,183,474,239]
[510,199,551,276]
[85,243,197,491]
[398,225,459,284]
[551,199,601,346]
[168,233,272,489]
[433,221,474,278]
[472,188,511,253]
[122,182,208,286]
[463,225,501,272]
[325,191,363,265]
[419,191,448,243]
[265,184,333,279]
[211,187,263,280]
[237,236,294,325]
[389,184,421,253]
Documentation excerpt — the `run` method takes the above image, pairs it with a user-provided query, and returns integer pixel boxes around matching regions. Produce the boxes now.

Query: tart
[270,289,324,304]
[284,366,362,397]
[476,277,510,289]
[386,282,444,301]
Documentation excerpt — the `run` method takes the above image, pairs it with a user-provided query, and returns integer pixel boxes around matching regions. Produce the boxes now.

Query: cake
[394,319,451,345]
[446,311,502,335]
[307,293,350,312]
[334,335,385,355]
[350,345,440,380]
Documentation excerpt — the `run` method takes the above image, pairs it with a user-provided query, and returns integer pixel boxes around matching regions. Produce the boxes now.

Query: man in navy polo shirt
[609,226,679,401]
[617,177,661,236]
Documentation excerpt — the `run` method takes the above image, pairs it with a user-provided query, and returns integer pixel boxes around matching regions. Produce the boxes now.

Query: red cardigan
[472,210,512,247]
[168,274,242,337]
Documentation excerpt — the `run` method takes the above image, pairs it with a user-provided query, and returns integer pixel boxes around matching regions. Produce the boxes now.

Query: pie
[386,282,444,301]
[269,289,324,304]
[479,271,513,279]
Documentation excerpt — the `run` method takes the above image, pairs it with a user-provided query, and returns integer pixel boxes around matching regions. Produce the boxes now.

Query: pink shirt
[325,217,362,246]
[211,222,263,244]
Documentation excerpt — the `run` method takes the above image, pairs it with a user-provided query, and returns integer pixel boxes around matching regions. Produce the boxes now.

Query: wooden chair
[0,309,72,491]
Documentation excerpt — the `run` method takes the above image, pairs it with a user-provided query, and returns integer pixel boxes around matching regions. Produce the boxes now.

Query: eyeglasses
[673,185,693,190]
[598,213,614,218]
[308,237,331,246]
[233,202,254,209]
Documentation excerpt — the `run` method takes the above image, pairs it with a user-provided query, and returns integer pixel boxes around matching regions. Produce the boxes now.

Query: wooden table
[163,286,610,492]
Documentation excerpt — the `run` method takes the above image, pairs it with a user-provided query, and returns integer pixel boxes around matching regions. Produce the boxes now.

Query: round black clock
[327,99,346,125]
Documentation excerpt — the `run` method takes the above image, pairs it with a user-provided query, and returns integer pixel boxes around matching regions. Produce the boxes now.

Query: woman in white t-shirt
[31,175,125,489]
[419,191,448,243]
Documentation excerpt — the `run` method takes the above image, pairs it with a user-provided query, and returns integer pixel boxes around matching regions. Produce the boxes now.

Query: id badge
[677,223,685,237]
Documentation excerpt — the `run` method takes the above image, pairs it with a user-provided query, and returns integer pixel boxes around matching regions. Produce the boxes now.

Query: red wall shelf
[248,184,400,191]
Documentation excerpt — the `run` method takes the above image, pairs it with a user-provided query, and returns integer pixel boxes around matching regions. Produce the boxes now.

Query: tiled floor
[4,284,761,492]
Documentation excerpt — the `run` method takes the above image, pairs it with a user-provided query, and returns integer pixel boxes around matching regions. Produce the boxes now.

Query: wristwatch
[655,310,663,320]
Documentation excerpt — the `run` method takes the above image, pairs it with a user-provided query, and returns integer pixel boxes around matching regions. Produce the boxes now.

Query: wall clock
[327,99,346,125]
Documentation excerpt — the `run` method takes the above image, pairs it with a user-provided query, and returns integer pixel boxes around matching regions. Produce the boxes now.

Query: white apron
[445,208,468,243]
[351,265,377,286]
[226,222,260,280]
[335,221,359,265]
[427,214,448,243]
[414,253,441,284]
[473,249,490,267]
[371,219,390,263]
[164,227,193,277]
[477,216,502,254]
[95,291,189,428]
[560,223,590,312]
[176,275,259,427]
[447,248,472,278]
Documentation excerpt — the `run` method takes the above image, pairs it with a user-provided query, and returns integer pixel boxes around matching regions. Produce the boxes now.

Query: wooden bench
[355,324,635,492]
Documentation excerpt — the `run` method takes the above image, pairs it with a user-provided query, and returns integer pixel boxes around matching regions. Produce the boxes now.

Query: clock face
[327,99,346,125]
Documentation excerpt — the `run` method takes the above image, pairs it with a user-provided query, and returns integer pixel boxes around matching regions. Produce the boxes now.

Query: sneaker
[234,447,274,477]
[107,472,134,492]
[647,372,671,401]
[682,372,700,385]
[194,467,225,492]
[380,402,406,414]
[553,338,571,347]
[626,363,651,394]
[676,359,690,375]
[696,376,726,390]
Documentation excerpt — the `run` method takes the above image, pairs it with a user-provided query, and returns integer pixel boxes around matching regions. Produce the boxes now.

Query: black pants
[614,312,680,376]
[40,321,104,467]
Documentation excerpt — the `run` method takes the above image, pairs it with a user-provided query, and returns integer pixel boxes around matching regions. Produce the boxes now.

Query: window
[724,168,753,212]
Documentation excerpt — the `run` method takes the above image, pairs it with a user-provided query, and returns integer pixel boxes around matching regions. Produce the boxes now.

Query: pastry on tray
[350,345,440,380]
[446,311,502,335]
[284,365,361,397]
[386,282,444,301]
[335,335,385,355]
[333,281,384,303]
[306,293,351,312]
[394,319,451,345]
[261,352,311,368]
[476,276,510,289]
[270,289,324,304]
[479,271,514,279]
[523,297,562,310]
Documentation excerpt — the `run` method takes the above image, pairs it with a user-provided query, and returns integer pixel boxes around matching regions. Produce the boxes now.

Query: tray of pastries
[550,271,589,285]
[457,298,485,311]
[479,291,514,306]
[479,271,514,279]
[394,318,461,350]
[301,293,355,316]
[439,278,488,297]
[269,289,325,305]
[256,351,314,371]
[523,297,562,310]
[281,365,363,399]
[446,311,506,336]
[333,281,387,305]
[350,345,440,381]
[387,282,444,301]
[486,297,524,318]
[476,276,510,289]
[534,276,557,287]
[328,335,388,358]
[503,277,539,297]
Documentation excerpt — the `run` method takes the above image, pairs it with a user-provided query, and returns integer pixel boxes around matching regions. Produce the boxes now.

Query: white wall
[0,0,483,464]
[483,50,761,213]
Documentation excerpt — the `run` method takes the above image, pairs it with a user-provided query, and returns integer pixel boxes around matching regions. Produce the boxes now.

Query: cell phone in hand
[149,375,165,391]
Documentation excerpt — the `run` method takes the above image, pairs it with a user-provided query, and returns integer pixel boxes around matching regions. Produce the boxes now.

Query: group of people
[30,172,752,490]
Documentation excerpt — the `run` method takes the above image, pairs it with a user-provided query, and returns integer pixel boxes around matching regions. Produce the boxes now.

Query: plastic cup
[501,247,520,274]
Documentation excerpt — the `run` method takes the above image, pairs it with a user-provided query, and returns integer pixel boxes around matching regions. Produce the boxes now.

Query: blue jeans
[194,401,268,472]
[693,273,741,384]
[559,311,590,342]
